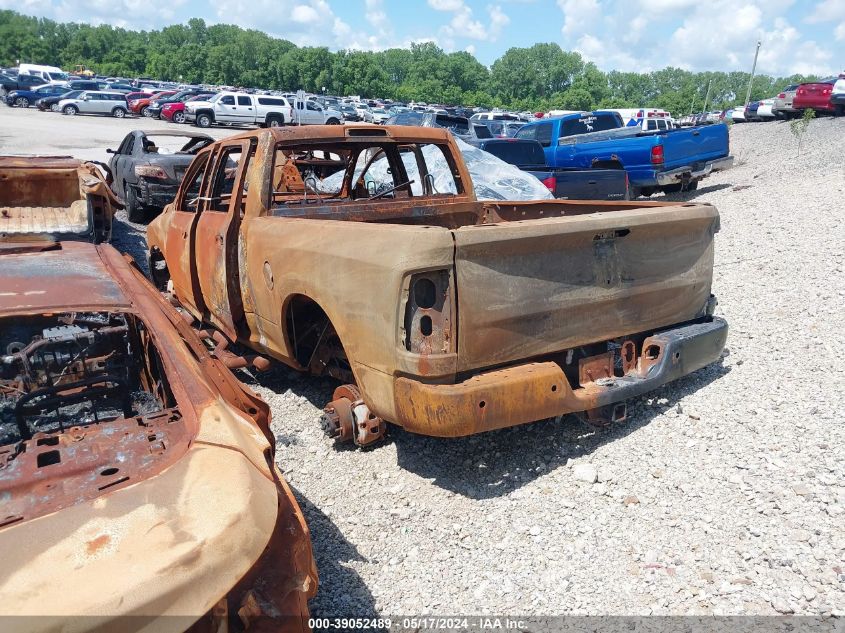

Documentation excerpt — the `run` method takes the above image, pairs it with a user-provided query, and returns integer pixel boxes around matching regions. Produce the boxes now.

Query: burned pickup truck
[0,156,119,243]
[147,125,728,447]
[0,240,317,630]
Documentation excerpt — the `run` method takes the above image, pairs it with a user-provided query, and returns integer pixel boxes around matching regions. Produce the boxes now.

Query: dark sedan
[339,104,361,122]
[107,130,214,222]
[37,89,83,112]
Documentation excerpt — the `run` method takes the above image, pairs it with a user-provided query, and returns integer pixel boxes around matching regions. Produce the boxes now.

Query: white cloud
[806,0,845,23]
[489,4,510,34]
[557,0,600,37]
[575,33,638,71]
[0,0,187,29]
[806,0,845,43]
[291,4,320,24]
[437,1,510,45]
[562,0,836,76]
[623,15,647,44]
[667,2,833,76]
[364,0,389,32]
[427,0,464,10]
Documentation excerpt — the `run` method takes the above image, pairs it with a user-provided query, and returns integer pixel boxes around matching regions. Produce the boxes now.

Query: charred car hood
[0,242,317,626]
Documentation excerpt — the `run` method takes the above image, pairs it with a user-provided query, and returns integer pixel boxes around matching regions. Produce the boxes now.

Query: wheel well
[265,113,284,124]
[284,294,352,382]
[196,109,214,120]
[148,247,170,290]
[590,159,624,170]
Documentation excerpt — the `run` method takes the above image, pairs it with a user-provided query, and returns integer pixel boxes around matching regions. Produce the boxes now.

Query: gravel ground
[3,107,843,617]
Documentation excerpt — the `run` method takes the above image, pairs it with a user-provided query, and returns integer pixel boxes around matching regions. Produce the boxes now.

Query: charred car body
[0,240,317,630]
[0,155,118,243]
[108,130,214,223]
[147,125,728,447]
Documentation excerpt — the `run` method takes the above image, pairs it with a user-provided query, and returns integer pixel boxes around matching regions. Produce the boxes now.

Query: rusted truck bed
[0,156,118,243]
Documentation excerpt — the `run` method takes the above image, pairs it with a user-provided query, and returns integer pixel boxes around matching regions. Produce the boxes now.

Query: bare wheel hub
[321,384,386,447]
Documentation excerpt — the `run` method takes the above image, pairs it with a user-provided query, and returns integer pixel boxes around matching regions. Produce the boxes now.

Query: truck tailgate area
[663,124,730,169]
[453,203,718,372]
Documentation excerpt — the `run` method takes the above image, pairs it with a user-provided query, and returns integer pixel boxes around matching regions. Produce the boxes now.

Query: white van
[19,63,69,85]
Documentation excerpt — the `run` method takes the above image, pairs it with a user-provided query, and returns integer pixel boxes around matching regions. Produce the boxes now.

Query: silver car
[58,90,129,118]
[772,84,798,118]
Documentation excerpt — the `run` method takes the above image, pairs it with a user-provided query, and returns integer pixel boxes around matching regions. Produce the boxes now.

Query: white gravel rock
[573,463,599,483]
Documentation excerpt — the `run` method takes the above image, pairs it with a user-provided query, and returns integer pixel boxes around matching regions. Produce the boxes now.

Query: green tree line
[0,9,818,113]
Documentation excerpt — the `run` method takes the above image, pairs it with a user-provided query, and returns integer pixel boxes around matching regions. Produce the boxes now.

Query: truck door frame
[164,149,213,318]
[192,138,253,341]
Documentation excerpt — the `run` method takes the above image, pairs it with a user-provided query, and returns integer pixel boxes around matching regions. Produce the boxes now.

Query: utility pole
[702,79,712,114]
[744,40,762,106]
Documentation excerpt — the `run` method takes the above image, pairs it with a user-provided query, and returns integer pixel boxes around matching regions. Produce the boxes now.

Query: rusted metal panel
[393,318,727,437]
[0,408,189,527]
[0,241,316,627]
[0,241,129,314]
[452,204,718,372]
[0,156,119,243]
[579,351,615,385]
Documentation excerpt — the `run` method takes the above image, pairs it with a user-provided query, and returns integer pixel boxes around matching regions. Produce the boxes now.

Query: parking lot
[1,106,843,618]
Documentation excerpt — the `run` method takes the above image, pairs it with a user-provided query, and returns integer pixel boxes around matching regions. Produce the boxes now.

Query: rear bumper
[656,156,734,186]
[393,317,727,437]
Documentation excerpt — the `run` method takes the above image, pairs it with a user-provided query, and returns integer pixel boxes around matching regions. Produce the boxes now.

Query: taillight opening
[541,176,556,191]
[650,145,664,165]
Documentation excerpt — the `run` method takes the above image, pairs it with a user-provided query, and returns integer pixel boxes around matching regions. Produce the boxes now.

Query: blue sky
[6,0,844,76]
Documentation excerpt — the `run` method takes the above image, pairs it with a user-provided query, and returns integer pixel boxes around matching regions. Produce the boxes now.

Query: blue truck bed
[477,138,629,200]
[516,112,733,196]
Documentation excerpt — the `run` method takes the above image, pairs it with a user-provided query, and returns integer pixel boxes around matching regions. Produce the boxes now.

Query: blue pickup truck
[515,111,733,196]
[476,138,629,200]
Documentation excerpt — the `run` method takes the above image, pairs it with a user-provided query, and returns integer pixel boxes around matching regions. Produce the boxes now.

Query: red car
[792,80,835,114]
[128,90,175,116]
[160,94,214,123]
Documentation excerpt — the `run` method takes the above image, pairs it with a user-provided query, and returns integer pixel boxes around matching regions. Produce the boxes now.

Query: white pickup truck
[292,97,343,125]
[185,91,294,128]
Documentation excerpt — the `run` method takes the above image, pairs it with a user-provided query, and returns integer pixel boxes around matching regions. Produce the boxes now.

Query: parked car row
[729,75,845,122]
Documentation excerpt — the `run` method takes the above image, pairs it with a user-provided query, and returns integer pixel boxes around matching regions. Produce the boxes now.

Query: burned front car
[0,241,316,631]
